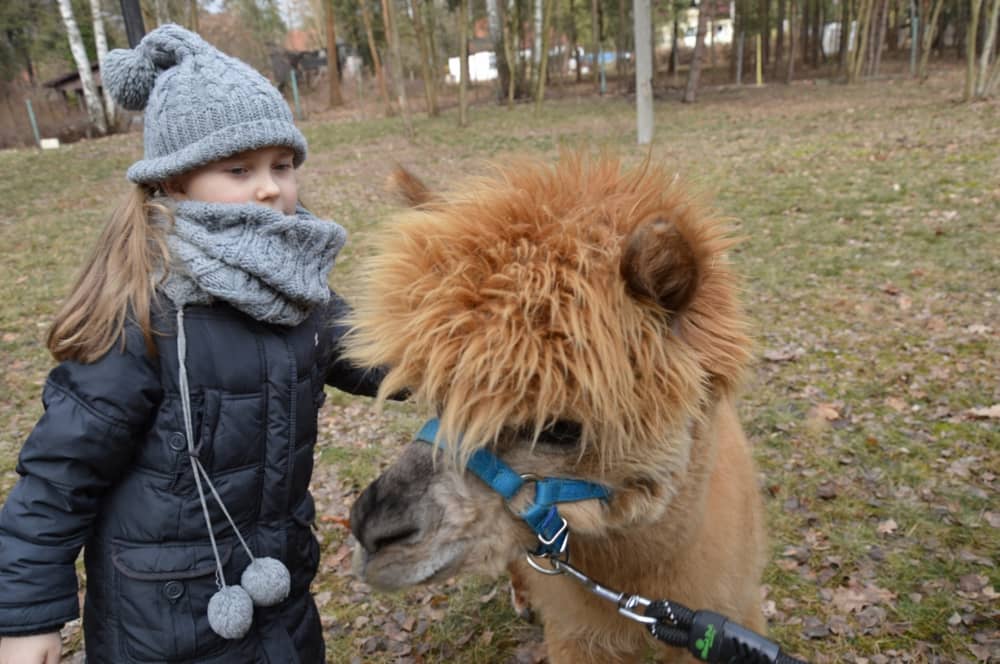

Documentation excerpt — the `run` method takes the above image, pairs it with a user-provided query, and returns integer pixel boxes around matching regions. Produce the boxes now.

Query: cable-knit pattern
[159,201,347,326]
[101,24,306,184]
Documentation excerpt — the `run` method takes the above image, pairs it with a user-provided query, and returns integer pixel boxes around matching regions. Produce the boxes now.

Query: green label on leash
[696,623,717,659]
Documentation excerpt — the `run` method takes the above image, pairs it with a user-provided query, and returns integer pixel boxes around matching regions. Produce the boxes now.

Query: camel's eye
[514,420,582,447]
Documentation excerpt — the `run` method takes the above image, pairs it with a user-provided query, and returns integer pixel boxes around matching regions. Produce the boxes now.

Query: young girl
[0,25,382,663]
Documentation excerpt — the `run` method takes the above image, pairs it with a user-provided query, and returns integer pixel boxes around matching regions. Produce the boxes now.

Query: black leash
[526,554,808,664]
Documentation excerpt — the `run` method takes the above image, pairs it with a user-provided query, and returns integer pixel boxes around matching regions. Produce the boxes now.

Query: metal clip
[617,594,657,625]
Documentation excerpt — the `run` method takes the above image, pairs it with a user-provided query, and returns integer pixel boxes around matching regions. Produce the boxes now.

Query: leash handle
[647,603,808,664]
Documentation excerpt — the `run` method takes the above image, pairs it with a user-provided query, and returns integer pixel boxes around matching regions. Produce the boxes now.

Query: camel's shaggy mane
[345,152,751,470]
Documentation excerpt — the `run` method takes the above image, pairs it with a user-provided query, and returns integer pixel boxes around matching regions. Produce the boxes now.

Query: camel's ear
[387,165,434,207]
[620,217,700,315]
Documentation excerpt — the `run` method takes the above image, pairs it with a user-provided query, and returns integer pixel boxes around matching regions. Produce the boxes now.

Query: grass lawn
[0,67,997,663]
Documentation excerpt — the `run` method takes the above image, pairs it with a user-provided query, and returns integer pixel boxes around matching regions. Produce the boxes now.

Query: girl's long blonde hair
[47,184,172,363]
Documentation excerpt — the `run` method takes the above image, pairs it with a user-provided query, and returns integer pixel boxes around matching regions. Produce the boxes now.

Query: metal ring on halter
[524,550,566,575]
[502,473,540,519]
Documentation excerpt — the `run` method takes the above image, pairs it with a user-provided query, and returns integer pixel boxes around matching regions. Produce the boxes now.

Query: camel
[344,153,767,663]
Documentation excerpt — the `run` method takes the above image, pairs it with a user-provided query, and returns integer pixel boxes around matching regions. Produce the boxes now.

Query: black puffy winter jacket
[0,291,381,663]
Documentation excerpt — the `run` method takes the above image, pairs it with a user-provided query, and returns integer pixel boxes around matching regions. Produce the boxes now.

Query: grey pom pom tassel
[102,47,157,110]
[207,585,254,639]
[241,557,291,607]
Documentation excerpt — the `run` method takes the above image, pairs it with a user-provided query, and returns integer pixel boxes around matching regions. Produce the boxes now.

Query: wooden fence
[0,88,92,150]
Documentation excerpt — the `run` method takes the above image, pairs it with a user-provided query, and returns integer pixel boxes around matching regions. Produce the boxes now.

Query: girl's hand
[0,632,62,664]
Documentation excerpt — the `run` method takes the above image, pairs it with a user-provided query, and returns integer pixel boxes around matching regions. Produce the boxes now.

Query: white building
[447,51,498,83]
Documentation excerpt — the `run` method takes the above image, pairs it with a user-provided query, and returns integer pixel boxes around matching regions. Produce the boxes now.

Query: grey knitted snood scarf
[158,200,347,325]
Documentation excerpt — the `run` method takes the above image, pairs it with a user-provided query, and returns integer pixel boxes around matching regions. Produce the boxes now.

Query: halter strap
[415,418,611,556]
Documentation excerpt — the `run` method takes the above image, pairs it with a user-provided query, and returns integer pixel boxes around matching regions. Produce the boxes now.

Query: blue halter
[415,418,612,557]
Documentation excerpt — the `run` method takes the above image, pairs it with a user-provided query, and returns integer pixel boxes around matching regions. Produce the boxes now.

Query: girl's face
[164,146,298,215]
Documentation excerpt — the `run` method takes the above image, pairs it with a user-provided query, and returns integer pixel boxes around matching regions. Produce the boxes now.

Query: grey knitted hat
[103,24,306,184]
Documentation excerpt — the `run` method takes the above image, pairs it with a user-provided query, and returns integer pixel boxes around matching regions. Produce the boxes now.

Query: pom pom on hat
[241,557,291,607]
[207,585,254,639]
[103,47,158,111]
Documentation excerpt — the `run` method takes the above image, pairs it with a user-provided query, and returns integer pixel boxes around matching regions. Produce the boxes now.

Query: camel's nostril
[371,527,419,553]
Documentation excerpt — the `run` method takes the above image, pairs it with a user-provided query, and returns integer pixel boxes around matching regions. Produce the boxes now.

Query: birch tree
[381,0,413,135]
[89,0,116,129]
[325,0,344,107]
[57,0,107,135]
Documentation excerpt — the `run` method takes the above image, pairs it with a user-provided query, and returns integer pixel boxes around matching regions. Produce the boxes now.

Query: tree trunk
[888,0,900,51]
[591,0,601,86]
[786,0,797,81]
[89,0,116,129]
[776,0,786,71]
[871,0,889,76]
[811,0,824,67]
[975,0,999,95]
[762,0,771,65]
[359,0,393,116]
[188,0,199,32]
[154,0,170,25]
[850,0,868,80]
[534,0,544,81]
[635,0,653,143]
[535,0,555,109]
[326,0,344,107]
[381,0,413,135]
[917,0,944,78]
[57,0,107,135]
[670,1,680,76]
[500,0,517,107]
[426,0,442,97]
[570,0,582,82]
[410,0,438,115]
[802,0,811,64]
[838,0,851,73]
[486,0,507,101]
[965,0,982,99]
[459,0,470,126]
[618,0,628,85]
[683,0,711,101]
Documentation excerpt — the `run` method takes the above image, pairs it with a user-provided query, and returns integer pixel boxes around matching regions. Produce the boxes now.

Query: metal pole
[120,0,146,48]
[634,0,654,144]
[25,99,41,148]
[290,69,304,120]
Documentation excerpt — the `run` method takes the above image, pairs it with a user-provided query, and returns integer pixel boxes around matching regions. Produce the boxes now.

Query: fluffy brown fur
[346,152,765,663]
[350,153,748,465]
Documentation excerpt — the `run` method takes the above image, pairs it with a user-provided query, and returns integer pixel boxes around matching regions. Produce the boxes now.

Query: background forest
[1,0,998,147]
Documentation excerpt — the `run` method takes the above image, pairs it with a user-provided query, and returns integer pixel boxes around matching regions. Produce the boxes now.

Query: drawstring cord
[177,307,255,589]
